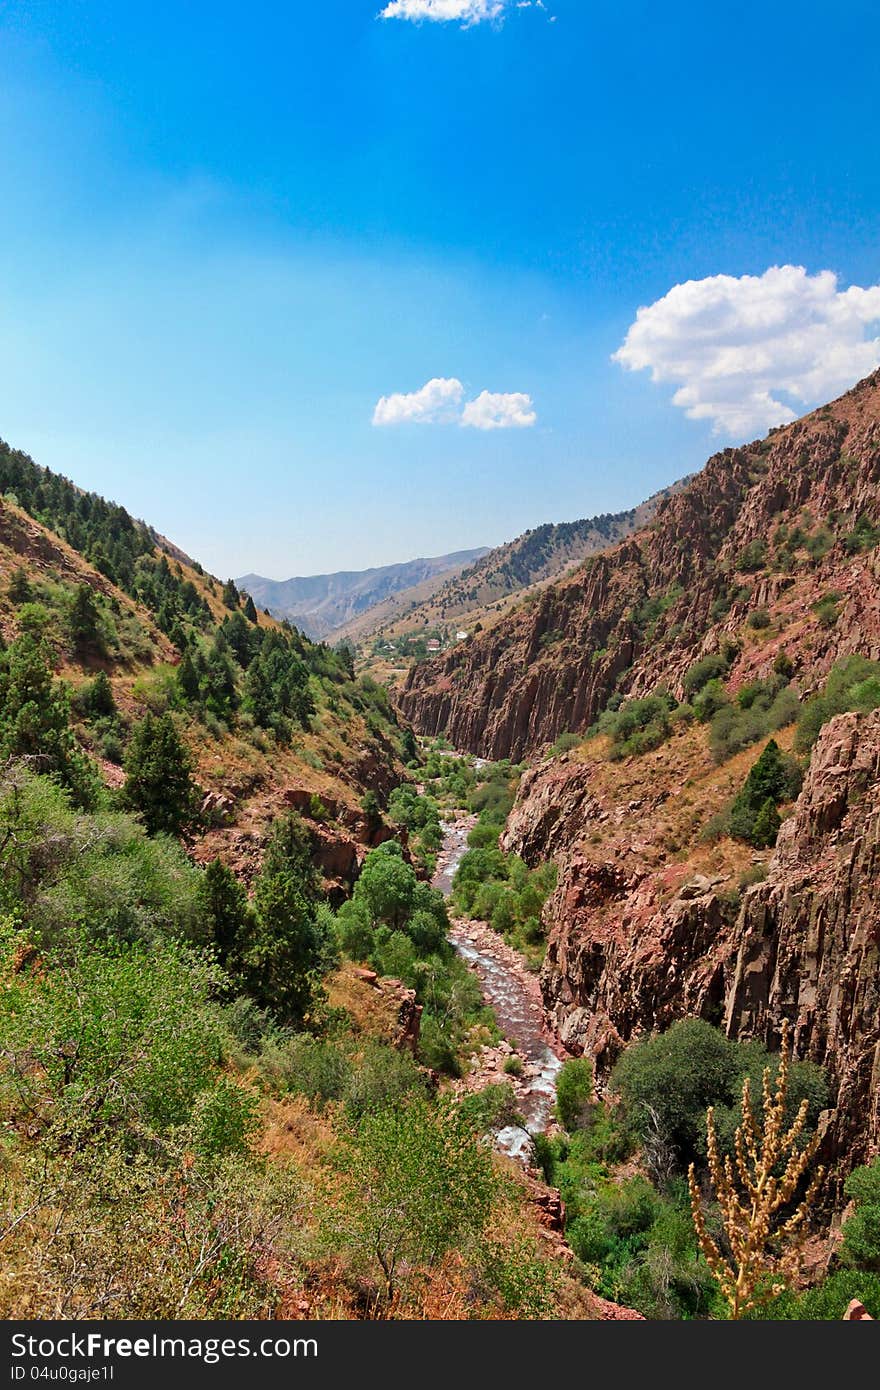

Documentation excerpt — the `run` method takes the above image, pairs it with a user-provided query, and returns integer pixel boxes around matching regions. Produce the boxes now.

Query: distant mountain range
[333,480,691,649]
[237,549,489,640]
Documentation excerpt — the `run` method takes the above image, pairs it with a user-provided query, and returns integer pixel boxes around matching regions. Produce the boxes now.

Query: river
[433,814,563,1159]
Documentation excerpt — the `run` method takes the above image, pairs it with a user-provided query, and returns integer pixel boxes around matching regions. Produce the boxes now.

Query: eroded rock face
[521,710,880,1190]
[724,708,880,1182]
[400,370,880,760]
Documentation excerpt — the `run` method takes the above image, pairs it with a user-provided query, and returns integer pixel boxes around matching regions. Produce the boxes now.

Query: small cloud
[379,0,507,25]
[373,379,537,429]
[460,389,537,430]
[378,0,554,25]
[613,265,880,436]
[372,376,464,425]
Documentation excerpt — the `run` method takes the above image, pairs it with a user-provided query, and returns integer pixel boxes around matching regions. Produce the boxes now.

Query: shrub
[738,539,767,572]
[337,1094,497,1303]
[841,1157,880,1272]
[682,654,729,697]
[555,1057,594,1132]
[748,607,771,630]
[795,655,880,752]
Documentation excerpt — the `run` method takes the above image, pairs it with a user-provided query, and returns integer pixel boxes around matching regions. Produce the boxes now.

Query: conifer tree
[243,593,258,624]
[122,711,197,836]
[197,858,251,967]
[0,634,98,808]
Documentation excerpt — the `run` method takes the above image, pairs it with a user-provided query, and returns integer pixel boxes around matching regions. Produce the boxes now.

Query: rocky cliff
[400,371,880,760]
[503,708,880,1190]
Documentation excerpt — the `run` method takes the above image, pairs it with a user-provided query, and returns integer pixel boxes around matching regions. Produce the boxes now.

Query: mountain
[0,436,410,893]
[401,368,880,1190]
[337,482,690,652]
[237,548,489,641]
[400,372,880,760]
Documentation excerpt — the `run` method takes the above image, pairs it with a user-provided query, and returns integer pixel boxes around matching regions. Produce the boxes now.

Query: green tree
[556,1057,594,1132]
[197,858,251,968]
[841,1158,880,1272]
[221,578,240,610]
[339,1094,496,1303]
[67,583,103,651]
[353,842,417,931]
[7,566,31,603]
[122,711,197,836]
[176,651,201,703]
[729,739,801,846]
[751,796,782,849]
[82,669,116,719]
[241,813,329,1023]
[0,634,98,808]
[243,593,258,624]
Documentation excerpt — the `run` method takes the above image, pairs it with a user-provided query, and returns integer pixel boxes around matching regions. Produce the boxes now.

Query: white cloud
[460,389,537,430]
[613,265,880,437]
[379,0,506,25]
[372,376,464,425]
[372,379,536,429]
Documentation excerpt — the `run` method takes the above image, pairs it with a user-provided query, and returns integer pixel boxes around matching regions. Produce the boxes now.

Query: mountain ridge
[237,548,489,640]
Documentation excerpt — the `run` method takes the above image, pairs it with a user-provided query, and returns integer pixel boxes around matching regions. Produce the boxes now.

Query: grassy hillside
[0,437,413,885]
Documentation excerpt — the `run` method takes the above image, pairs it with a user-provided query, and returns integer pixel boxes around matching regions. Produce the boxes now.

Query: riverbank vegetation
[533,1019,878,1319]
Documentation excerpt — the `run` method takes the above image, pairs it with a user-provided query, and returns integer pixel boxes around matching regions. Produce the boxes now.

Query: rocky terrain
[400,371,880,759]
[349,480,688,656]
[402,370,880,1194]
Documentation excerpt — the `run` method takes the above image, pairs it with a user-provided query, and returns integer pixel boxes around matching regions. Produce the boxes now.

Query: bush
[595,691,676,759]
[708,680,799,764]
[555,1057,594,1132]
[682,654,729,697]
[611,1019,826,1176]
[841,1157,880,1272]
[795,655,880,753]
[748,607,771,630]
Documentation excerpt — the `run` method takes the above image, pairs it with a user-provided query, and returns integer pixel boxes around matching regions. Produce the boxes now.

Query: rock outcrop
[511,710,880,1191]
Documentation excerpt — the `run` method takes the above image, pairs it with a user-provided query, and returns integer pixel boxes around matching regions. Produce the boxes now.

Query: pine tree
[243,593,258,624]
[176,652,201,704]
[751,796,782,848]
[122,711,197,836]
[0,634,98,808]
[7,567,31,603]
[83,670,116,718]
[197,858,251,967]
[242,814,326,1022]
[67,583,103,651]
[221,578,240,610]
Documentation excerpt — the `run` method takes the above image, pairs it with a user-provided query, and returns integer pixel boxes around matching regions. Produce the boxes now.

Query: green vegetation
[122,711,198,836]
[795,654,880,752]
[387,783,443,874]
[840,1157,880,1273]
[611,1019,826,1177]
[706,674,799,764]
[0,633,100,809]
[703,738,803,847]
[332,841,492,1074]
[536,1019,841,1319]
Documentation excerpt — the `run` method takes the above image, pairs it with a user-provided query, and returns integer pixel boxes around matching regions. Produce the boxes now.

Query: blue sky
[1,0,878,580]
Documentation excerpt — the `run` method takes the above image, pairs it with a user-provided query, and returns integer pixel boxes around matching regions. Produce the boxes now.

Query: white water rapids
[433,815,562,1160]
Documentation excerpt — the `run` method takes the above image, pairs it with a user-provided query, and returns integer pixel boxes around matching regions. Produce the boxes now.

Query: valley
[2,370,880,1321]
